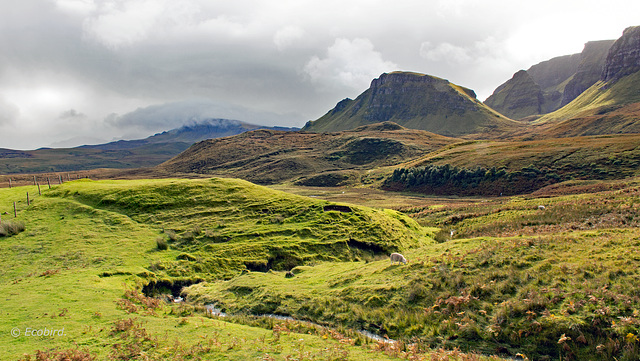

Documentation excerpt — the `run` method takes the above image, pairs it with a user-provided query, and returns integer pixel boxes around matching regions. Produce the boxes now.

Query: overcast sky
[1,0,638,149]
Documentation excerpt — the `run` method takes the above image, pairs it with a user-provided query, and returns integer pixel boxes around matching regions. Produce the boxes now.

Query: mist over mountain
[0,119,298,174]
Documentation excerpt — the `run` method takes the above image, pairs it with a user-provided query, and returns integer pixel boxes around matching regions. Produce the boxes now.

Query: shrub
[19,347,96,361]
[156,237,168,250]
[0,220,25,237]
[164,229,178,242]
[434,228,452,243]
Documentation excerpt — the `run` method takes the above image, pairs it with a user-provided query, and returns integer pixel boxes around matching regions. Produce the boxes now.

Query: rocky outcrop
[602,26,640,82]
[561,40,616,106]
[303,72,517,137]
[485,39,614,119]
[527,54,580,91]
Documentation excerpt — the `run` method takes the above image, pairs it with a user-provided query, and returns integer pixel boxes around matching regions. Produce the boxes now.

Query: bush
[0,220,25,237]
[164,229,178,242]
[156,237,168,250]
[384,164,563,196]
[434,228,452,243]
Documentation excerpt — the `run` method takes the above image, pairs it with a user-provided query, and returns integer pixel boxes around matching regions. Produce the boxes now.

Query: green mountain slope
[534,71,640,136]
[303,72,519,137]
[523,26,640,137]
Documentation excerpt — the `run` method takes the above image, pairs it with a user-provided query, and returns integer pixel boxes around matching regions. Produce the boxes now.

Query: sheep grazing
[538,205,546,210]
[390,252,407,265]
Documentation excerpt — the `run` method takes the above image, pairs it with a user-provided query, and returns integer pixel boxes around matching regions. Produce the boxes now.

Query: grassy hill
[183,177,640,360]
[158,122,460,186]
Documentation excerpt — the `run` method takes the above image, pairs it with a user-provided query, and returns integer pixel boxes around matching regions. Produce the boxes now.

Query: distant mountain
[485,40,614,120]
[302,71,519,137]
[534,25,640,137]
[80,119,298,151]
[0,119,298,174]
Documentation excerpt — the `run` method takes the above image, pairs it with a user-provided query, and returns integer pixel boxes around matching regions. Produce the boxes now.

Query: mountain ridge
[531,25,640,137]
[0,119,299,174]
[485,40,614,120]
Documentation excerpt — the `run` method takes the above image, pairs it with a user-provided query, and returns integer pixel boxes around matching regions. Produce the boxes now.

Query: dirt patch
[323,205,352,213]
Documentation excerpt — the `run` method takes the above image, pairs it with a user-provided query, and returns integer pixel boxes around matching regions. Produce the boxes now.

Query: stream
[203,304,396,344]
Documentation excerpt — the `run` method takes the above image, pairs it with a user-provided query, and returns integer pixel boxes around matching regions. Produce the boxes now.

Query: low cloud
[304,38,398,92]
[104,99,303,139]
[58,108,87,119]
[105,100,231,130]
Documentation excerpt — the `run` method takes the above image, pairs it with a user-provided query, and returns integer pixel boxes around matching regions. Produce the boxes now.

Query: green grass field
[4,176,640,360]
[3,178,504,360]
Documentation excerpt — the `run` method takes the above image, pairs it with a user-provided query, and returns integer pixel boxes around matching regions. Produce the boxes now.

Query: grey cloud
[0,96,19,126]
[1,0,639,149]
[59,109,87,119]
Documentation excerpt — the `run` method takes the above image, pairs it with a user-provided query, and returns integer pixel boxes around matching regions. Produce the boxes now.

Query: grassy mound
[46,178,427,280]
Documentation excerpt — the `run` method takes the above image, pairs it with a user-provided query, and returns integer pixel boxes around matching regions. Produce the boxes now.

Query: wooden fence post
[27,192,30,206]
[47,178,51,189]
[58,175,62,184]
[9,179,12,188]
[37,183,41,196]
[13,202,17,217]
[33,175,37,186]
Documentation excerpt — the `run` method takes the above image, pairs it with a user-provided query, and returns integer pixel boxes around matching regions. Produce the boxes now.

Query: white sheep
[538,205,546,210]
[390,252,407,265]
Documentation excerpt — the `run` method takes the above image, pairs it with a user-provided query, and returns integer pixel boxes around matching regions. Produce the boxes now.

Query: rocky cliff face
[532,26,640,137]
[527,53,581,91]
[561,40,616,106]
[602,26,640,82]
[303,72,517,137]
[362,72,479,123]
[485,39,614,119]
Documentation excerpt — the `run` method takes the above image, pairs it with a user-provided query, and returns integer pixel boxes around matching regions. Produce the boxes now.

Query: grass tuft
[0,220,25,237]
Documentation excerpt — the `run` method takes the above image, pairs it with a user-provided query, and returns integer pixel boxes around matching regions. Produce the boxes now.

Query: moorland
[2,25,640,361]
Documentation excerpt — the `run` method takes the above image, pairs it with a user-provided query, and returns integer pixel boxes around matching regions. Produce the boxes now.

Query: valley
[2,23,640,361]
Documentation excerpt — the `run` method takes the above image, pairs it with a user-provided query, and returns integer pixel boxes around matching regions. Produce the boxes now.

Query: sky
[1,0,638,149]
